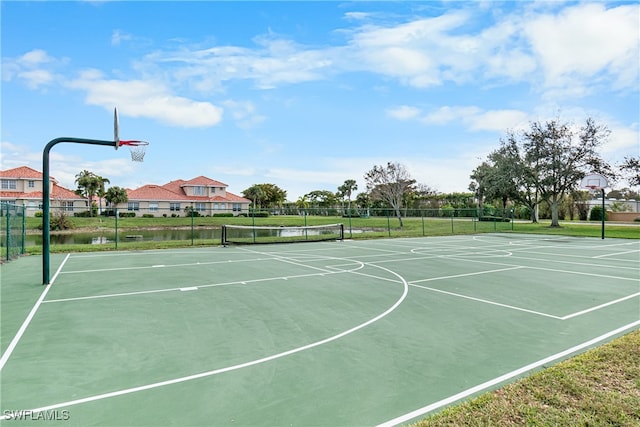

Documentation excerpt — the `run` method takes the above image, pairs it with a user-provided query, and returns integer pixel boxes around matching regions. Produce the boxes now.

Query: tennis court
[1,233,639,426]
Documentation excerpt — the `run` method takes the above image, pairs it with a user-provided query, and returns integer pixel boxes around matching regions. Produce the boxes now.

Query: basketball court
[1,233,639,425]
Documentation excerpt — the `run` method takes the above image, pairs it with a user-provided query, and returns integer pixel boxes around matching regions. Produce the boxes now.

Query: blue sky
[2,1,638,201]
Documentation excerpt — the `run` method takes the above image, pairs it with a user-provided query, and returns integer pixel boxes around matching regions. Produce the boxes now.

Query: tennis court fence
[20,207,516,252]
[1,202,26,262]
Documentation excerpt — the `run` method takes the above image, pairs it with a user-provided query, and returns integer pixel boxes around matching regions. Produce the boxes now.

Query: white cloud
[111,30,132,46]
[525,3,639,91]
[67,69,223,127]
[466,110,529,132]
[421,106,482,125]
[386,105,421,120]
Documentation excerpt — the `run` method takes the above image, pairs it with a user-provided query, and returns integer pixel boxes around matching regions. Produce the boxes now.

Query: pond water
[26,229,221,246]
[26,227,361,246]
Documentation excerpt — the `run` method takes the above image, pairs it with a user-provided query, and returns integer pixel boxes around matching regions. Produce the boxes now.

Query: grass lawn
[21,215,639,255]
[414,330,640,426]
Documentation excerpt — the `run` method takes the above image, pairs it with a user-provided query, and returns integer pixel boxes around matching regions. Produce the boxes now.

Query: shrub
[589,206,607,221]
[250,211,270,218]
[439,205,454,217]
[34,211,43,218]
[213,213,234,217]
[142,214,155,218]
[50,211,74,230]
[119,212,136,218]
[479,216,511,222]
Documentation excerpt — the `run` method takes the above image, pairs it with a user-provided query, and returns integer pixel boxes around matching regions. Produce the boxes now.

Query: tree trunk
[550,198,561,227]
[394,207,404,227]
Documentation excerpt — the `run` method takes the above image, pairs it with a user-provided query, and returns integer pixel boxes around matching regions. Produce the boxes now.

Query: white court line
[0,254,70,371]
[408,264,638,320]
[0,262,409,420]
[410,266,524,285]
[43,267,362,304]
[59,257,277,274]
[377,320,640,427]
[593,249,640,259]
[445,255,640,281]
[561,292,640,320]
[410,283,562,319]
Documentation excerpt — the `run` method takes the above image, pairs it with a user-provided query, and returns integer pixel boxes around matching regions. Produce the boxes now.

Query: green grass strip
[414,330,640,426]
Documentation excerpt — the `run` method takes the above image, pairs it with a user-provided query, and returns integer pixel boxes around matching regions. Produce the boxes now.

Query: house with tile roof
[0,166,85,216]
[117,176,251,217]
[1,166,251,218]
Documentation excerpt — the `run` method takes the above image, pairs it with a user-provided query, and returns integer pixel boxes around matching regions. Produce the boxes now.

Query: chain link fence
[25,206,515,250]
[1,203,26,262]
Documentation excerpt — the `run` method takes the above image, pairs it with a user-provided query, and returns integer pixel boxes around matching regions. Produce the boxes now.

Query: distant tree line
[71,116,638,226]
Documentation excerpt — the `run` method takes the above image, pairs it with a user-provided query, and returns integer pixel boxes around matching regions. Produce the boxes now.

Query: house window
[62,201,74,212]
[195,202,206,212]
[128,202,140,211]
[28,180,35,188]
[232,203,241,212]
[1,180,17,190]
[170,203,181,211]
[149,203,158,212]
[28,201,37,210]
[220,203,226,210]
[193,186,205,196]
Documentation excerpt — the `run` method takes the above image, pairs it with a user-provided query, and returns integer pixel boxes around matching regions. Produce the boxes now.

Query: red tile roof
[127,185,186,201]
[1,167,250,204]
[183,176,228,187]
[0,166,58,183]
[0,184,83,200]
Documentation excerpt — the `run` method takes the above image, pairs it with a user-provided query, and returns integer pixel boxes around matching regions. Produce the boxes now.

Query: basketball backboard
[580,174,608,190]
[114,107,120,149]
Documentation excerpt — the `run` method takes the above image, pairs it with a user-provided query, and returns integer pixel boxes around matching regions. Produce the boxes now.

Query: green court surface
[1,234,639,426]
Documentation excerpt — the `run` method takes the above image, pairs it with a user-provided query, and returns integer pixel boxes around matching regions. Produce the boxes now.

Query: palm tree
[96,176,110,215]
[104,186,128,214]
[338,179,358,215]
[75,170,100,216]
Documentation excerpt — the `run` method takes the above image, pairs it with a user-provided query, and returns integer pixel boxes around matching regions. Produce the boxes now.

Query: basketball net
[119,140,149,162]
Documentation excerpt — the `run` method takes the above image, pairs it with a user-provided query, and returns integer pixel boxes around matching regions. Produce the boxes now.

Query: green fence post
[115,208,119,250]
[421,211,425,236]
[252,208,256,243]
[22,206,26,255]
[450,212,454,234]
[191,209,195,246]
[387,211,391,237]
[511,209,514,231]
[4,204,9,262]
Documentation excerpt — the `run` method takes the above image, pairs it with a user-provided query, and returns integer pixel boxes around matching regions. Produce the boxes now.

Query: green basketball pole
[42,137,116,285]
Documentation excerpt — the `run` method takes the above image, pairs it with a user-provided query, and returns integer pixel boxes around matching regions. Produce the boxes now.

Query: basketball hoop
[580,174,608,191]
[119,140,149,162]
[113,108,149,162]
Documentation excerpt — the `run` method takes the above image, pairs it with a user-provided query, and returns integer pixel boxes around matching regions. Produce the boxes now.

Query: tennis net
[222,223,344,245]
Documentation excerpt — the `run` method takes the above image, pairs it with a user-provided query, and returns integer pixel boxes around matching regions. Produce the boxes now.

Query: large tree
[521,118,612,227]
[364,162,416,227]
[242,184,267,210]
[471,137,539,221]
[242,183,287,210]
